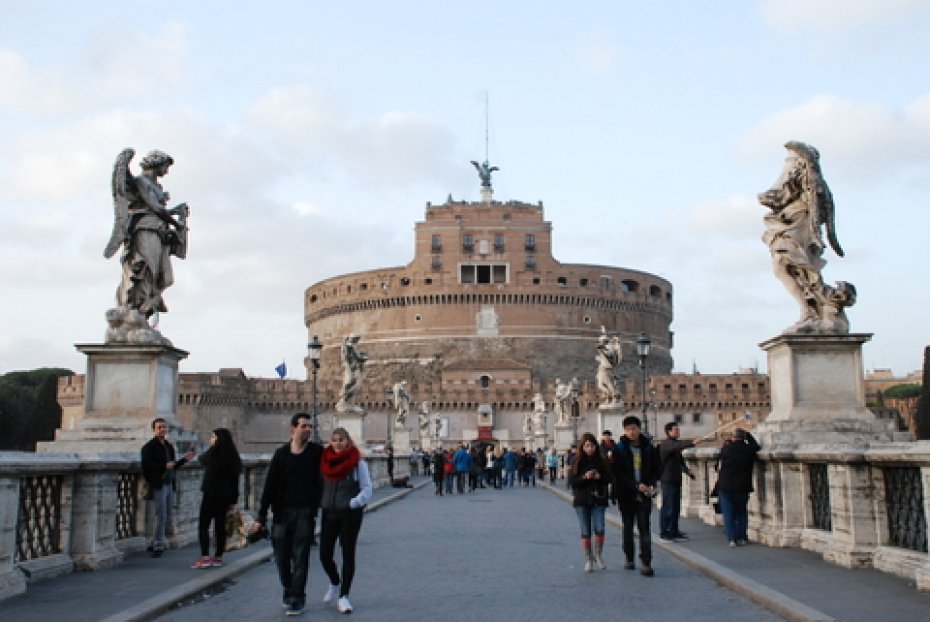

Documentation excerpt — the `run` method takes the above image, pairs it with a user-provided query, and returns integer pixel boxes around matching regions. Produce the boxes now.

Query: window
[431,235,442,252]
[579,278,589,287]
[674,414,683,424]
[621,279,639,293]
[431,256,441,271]
[557,276,567,286]
[532,277,541,284]
[525,255,537,270]
[461,265,475,283]
[359,283,368,291]
[524,234,536,251]
[692,413,702,424]
[650,285,662,297]
[601,276,611,289]
[463,234,474,252]
[480,375,491,389]
[400,277,411,286]
[493,265,507,283]
[494,234,505,252]
[460,263,508,284]
[424,277,433,285]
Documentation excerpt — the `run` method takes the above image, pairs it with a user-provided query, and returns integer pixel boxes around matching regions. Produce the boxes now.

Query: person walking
[253,413,324,617]
[141,417,195,558]
[453,444,471,494]
[717,428,760,547]
[546,447,559,482]
[191,428,242,569]
[610,415,661,576]
[658,422,703,541]
[569,433,612,572]
[319,427,372,615]
[432,448,446,496]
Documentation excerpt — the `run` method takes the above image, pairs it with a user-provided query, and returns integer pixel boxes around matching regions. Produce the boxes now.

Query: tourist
[319,427,372,615]
[421,449,431,477]
[453,444,471,494]
[503,447,518,487]
[535,448,546,481]
[546,447,559,482]
[141,417,195,558]
[432,448,446,495]
[468,446,483,491]
[717,428,760,547]
[564,445,576,489]
[443,449,455,494]
[570,433,612,572]
[599,430,615,459]
[658,422,703,542]
[610,415,661,576]
[491,447,504,489]
[253,413,324,617]
[484,445,496,487]
[191,428,242,569]
[409,448,420,476]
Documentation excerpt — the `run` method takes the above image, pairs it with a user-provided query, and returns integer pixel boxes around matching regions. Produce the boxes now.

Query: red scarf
[321,445,361,481]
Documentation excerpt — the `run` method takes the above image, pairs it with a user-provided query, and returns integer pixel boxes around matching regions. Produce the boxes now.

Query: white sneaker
[323,584,339,604]
[337,596,353,614]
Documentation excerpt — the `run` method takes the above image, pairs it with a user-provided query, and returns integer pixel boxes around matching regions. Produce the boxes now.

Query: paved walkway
[2,477,930,621]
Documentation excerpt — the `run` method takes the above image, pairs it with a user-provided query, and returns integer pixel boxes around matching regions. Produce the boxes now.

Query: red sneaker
[191,556,212,569]
[210,556,224,567]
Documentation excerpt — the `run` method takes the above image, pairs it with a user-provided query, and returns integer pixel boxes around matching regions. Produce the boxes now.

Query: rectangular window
[460,265,475,283]
[692,413,702,424]
[432,256,441,271]
[493,265,507,283]
[477,265,491,283]
[463,234,474,252]
[494,234,505,252]
[524,234,536,251]
[431,235,442,252]
[525,255,536,270]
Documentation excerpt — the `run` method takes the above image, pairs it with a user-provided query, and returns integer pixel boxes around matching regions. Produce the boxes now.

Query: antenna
[484,91,490,162]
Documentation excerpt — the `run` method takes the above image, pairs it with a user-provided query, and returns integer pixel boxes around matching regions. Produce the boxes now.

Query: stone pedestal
[392,429,411,453]
[38,343,192,453]
[597,403,625,436]
[554,424,575,451]
[754,333,891,448]
[533,431,549,451]
[0,476,26,600]
[334,409,366,446]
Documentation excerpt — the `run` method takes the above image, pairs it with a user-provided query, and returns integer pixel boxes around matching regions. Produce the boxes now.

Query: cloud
[759,0,930,34]
[740,94,930,181]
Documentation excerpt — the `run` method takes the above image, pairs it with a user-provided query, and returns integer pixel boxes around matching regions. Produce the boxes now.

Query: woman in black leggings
[319,427,372,614]
[191,428,241,569]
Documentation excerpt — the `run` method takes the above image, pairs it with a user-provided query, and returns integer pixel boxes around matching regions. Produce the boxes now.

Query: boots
[593,536,606,570]
[582,538,593,573]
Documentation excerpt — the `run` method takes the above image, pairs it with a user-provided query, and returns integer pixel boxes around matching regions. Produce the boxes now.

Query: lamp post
[307,335,322,444]
[636,332,651,436]
[384,386,394,451]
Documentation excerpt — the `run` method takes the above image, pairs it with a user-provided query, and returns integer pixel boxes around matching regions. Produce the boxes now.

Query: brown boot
[593,537,606,570]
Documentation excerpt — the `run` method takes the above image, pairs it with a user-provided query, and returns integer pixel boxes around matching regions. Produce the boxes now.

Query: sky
[1,0,928,381]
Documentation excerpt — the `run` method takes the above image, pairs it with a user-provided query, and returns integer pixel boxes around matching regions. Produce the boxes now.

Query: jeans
[320,509,364,597]
[659,482,682,536]
[455,471,467,494]
[151,484,172,551]
[719,491,749,542]
[619,497,653,564]
[444,473,454,494]
[574,505,606,538]
[504,469,516,487]
[272,508,316,606]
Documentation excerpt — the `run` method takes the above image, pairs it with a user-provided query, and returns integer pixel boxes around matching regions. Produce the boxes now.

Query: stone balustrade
[0,451,404,601]
[681,442,930,590]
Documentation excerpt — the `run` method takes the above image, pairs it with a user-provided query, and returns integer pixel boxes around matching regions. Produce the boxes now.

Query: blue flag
[275,361,287,379]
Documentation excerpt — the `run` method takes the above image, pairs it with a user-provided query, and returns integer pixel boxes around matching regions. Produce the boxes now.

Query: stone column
[69,462,124,570]
[0,475,26,600]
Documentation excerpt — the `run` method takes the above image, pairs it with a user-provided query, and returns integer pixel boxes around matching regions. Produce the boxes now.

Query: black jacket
[716,433,760,495]
[198,446,241,505]
[141,437,188,490]
[569,453,612,507]
[257,441,323,526]
[658,438,695,486]
[609,435,660,504]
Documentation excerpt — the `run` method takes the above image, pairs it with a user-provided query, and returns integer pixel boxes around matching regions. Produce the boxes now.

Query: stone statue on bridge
[393,380,411,429]
[758,141,856,334]
[553,378,574,426]
[103,148,190,344]
[595,332,623,405]
[336,334,368,412]
[470,159,499,188]
[533,392,546,431]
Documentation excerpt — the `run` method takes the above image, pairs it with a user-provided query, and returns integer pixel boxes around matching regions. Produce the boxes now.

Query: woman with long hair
[319,427,372,614]
[191,428,242,569]
[569,432,612,572]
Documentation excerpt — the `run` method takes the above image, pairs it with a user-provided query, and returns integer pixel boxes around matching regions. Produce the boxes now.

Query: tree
[884,384,922,399]
[0,368,73,450]
[917,347,930,441]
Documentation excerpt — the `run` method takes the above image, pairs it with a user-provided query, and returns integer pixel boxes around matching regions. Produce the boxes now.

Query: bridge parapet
[0,451,402,601]
[682,442,930,591]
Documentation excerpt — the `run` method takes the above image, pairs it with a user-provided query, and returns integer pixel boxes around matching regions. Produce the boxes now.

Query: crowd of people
[141,410,761,615]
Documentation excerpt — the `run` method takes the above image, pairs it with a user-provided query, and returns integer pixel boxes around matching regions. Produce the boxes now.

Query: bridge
[2,474,929,622]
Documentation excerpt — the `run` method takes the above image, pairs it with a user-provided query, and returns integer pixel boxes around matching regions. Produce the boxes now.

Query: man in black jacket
[253,412,323,617]
[610,415,660,576]
[717,428,760,547]
[140,417,194,557]
[658,422,703,541]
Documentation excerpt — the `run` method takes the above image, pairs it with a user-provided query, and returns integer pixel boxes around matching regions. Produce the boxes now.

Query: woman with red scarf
[319,427,372,614]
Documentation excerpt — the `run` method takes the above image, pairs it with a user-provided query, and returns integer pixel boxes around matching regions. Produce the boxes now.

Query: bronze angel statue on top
[758,141,855,334]
[104,148,189,319]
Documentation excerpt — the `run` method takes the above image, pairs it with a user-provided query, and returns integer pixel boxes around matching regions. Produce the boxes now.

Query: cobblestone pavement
[156,481,780,622]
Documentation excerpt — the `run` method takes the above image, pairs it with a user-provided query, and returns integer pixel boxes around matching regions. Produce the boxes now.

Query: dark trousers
[198,494,228,557]
[319,509,364,597]
[659,482,682,536]
[619,498,653,565]
[272,508,315,606]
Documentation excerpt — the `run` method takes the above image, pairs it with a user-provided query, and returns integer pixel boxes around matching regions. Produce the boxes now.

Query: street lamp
[636,332,651,436]
[307,335,322,444]
[384,386,394,451]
